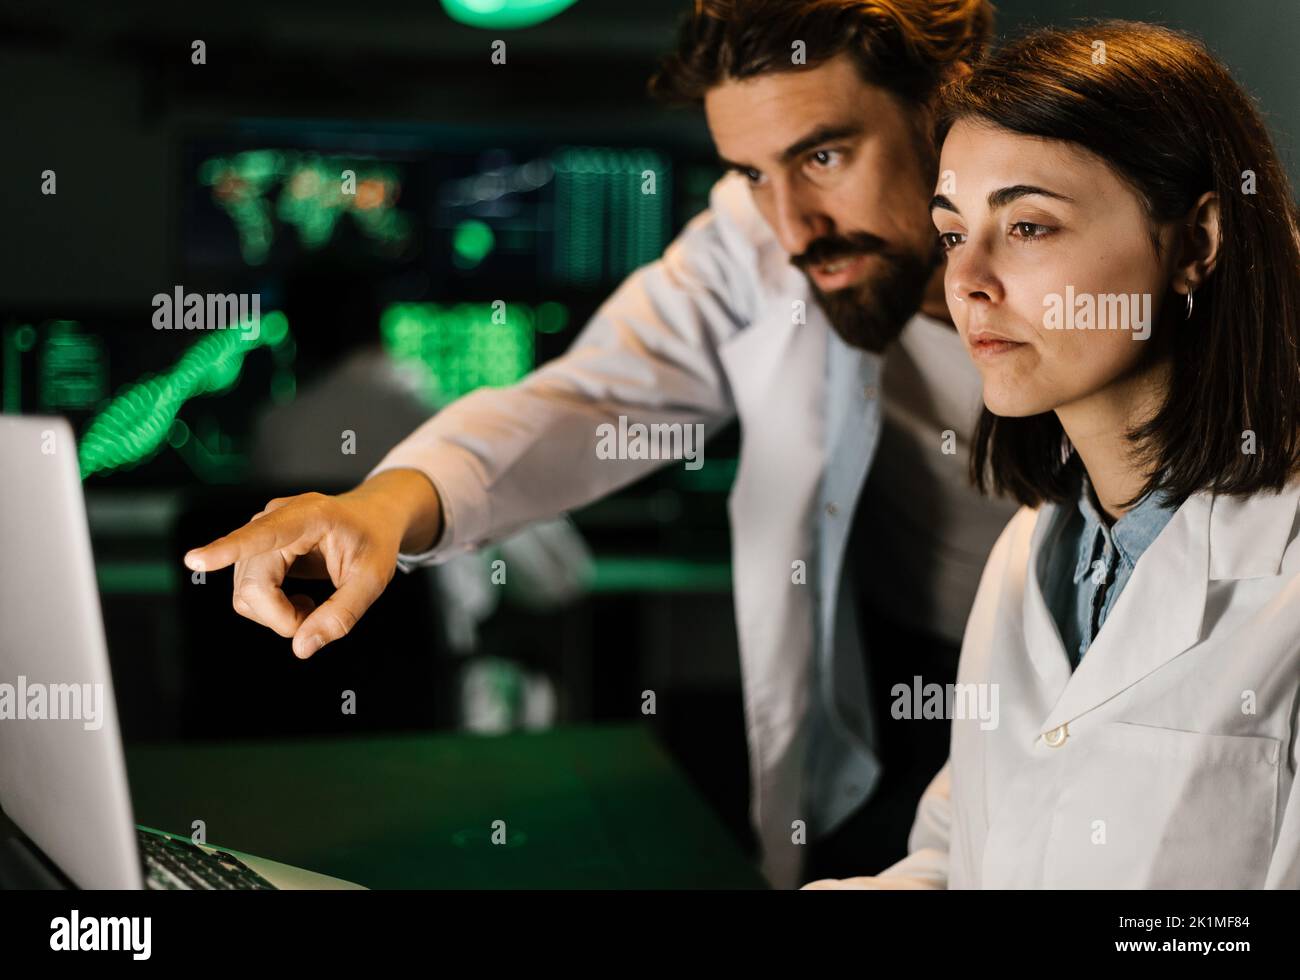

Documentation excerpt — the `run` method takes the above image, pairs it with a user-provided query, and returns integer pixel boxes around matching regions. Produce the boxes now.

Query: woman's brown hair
[939,21,1300,508]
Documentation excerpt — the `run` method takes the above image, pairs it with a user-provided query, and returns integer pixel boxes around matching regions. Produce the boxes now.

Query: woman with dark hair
[807,21,1300,888]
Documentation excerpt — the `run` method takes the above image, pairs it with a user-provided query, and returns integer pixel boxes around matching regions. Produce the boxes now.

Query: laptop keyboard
[139,830,277,890]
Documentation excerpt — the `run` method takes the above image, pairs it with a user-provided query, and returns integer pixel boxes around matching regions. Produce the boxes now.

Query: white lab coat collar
[1023,477,1300,739]
[1209,481,1300,579]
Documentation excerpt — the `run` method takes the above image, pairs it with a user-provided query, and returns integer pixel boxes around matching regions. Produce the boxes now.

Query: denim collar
[1070,473,1177,583]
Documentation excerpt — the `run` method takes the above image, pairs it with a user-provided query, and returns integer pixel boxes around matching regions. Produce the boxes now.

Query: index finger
[184,507,316,573]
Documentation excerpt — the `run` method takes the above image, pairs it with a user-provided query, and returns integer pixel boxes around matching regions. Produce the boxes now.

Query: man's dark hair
[648,0,994,107]
[938,21,1300,507]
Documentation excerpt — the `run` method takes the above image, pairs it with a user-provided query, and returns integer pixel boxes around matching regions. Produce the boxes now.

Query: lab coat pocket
[1043,721,1280,888]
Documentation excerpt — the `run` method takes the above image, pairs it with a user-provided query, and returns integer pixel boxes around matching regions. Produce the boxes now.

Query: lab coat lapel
[1039,492,1212,733]
[1020,502,1073,699]
[720,274,827,885]
[724,292,826,715]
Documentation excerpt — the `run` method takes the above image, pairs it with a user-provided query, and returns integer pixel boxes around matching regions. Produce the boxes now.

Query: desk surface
[125,724,766,889]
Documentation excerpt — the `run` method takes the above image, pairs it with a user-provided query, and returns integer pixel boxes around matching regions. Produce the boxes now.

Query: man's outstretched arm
[186,176,758,657]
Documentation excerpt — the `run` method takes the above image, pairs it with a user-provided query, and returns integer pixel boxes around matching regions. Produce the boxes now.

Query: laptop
[0,415,364,890]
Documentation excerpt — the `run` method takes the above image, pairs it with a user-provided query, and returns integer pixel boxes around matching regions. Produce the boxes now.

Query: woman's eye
[742,168,766,186]
[938,231,965,251]
[1010,221,1052,241]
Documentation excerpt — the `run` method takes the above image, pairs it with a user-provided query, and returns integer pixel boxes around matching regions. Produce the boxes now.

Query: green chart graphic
[380,300,567,405]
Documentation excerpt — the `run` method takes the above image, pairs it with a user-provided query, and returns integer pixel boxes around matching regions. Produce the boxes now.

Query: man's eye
[741,168,765,185]
[938,231,965,251]
[808,149,842,169]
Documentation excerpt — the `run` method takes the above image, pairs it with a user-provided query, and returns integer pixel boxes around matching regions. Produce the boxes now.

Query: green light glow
[201,151,410,265]
[534,301,568,334]
[41,321,108,410]
[2,324,27,413]
[78,311,291,478]
[262,311,290,346]
[96,561,178,596]
[586,558,731,593]
[441,0,579,30]
[380,302,547,404]
[552,147,667,286]
[277,161,345,250]
[452,219,495,269]
[200,151,280,265]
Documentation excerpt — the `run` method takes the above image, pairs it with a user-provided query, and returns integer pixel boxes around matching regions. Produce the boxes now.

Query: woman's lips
[967,332,1027,358]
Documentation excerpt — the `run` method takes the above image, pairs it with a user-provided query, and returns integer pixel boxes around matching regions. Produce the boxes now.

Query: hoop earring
[1186,280,1195,320]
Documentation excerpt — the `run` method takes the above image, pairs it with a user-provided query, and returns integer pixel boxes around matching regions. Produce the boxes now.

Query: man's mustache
[791,232,889,272]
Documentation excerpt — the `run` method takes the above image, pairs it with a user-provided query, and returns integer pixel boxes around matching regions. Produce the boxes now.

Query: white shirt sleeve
[368,179,760,569]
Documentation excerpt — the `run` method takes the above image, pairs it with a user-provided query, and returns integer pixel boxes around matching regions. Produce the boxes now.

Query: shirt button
[1044,723,1069,748]
[825,503,838,517]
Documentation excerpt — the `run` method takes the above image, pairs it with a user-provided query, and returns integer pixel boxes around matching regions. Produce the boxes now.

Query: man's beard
[795,232,940,354]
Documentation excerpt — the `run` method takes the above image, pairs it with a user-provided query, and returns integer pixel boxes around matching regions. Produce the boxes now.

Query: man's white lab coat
[371,173,956,888]
[875,478,1300,888]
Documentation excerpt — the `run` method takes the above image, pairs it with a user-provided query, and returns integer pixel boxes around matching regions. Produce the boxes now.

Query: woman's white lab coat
[875,476,1300,888]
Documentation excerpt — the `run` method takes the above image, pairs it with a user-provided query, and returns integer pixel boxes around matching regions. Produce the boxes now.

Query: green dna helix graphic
[78,311,290,478]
